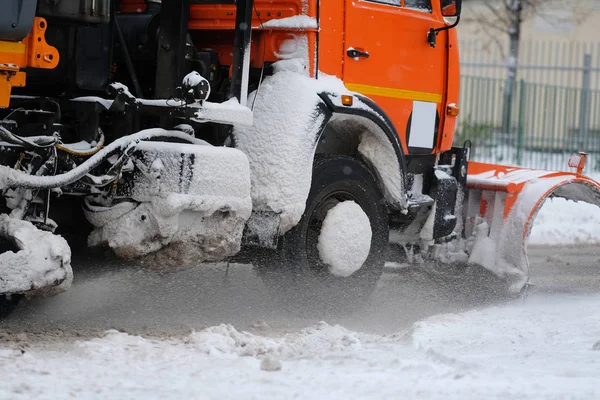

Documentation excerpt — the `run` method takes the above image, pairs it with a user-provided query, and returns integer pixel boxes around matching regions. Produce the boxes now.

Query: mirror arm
[428,15,460,48]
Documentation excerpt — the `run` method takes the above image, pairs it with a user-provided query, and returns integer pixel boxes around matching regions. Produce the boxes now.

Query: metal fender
[464,161,600,292]
[318,92,408,210]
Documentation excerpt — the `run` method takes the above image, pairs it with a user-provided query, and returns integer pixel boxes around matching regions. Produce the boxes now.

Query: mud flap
[464,162,600,292]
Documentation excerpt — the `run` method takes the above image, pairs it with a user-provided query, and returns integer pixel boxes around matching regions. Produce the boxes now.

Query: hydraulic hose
[55,133,106,157]
[0,129,204,190]
[0,126,57,149]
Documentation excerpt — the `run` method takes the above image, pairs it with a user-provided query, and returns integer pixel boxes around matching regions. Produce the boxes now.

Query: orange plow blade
[463,161,600,292]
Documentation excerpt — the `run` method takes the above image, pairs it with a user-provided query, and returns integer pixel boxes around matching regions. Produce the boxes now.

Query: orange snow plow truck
[0,0,599,317]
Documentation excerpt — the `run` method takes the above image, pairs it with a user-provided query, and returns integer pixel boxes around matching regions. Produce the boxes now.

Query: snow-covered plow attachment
[464,159,600,291]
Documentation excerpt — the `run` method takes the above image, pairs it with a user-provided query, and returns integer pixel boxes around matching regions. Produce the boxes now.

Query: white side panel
[408,101,437,149]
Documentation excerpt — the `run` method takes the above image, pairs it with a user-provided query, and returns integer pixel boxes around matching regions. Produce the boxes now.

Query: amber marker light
[341,95,353,106]
[447,104,460,116]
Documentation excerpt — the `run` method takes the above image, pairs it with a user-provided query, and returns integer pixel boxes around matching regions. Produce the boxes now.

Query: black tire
[257,155,389,315]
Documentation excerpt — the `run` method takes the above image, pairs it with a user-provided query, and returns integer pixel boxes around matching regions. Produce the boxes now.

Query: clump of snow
[0,214,72,295]
[273,34,309,61]
[317,201,372,278]
[86,141,252,266]
[260,15,318,29]
[260,356,282,371]
[233,59,350,234]
[406,174,431,204]
[185,322,364,359]
[357,125,407,210]
[193,98,253,127]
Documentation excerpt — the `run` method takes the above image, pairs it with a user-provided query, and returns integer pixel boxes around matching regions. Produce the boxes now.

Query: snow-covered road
[1,293,599,399]
[0,198,598,399]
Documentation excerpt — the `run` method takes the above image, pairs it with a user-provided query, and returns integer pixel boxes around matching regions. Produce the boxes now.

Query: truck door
[343,0,447,155]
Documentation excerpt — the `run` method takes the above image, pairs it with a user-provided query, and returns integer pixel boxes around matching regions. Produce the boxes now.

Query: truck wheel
[257,155,389,314]
[0,294,21,320]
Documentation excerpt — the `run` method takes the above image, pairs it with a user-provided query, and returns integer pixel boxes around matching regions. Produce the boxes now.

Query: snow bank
[529,197,600,246]
[317,201,372,277]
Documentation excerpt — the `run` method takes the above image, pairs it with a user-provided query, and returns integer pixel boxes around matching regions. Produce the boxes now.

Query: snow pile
[0,215,72,295]
[529,197,600,246]
[233,59,350,234]
[317,201,372,277]
[186,322,364,359]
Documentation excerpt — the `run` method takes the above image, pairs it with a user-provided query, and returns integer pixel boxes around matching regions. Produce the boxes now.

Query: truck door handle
[347,48,370,59]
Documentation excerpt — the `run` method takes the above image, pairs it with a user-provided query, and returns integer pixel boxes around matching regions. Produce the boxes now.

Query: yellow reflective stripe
[345,83,443,103]
[0,41,26,54]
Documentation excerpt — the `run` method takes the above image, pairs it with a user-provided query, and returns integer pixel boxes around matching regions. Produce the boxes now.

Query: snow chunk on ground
[186,322,363,359]
[317,201,372,277]
[529,197,600,246]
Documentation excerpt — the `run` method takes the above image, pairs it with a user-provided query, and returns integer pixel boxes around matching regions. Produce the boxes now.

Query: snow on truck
[0,0,598,317]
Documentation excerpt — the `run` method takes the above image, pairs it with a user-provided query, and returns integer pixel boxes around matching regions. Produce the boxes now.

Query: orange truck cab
[116,0,460,156]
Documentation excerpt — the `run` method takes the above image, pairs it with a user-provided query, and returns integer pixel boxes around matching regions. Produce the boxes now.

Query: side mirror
[441,0,461,17]
[429,0,462,47]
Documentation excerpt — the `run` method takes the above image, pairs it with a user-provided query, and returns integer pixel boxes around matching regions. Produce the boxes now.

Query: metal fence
[457,39,600,172]
[460,39,600,89]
